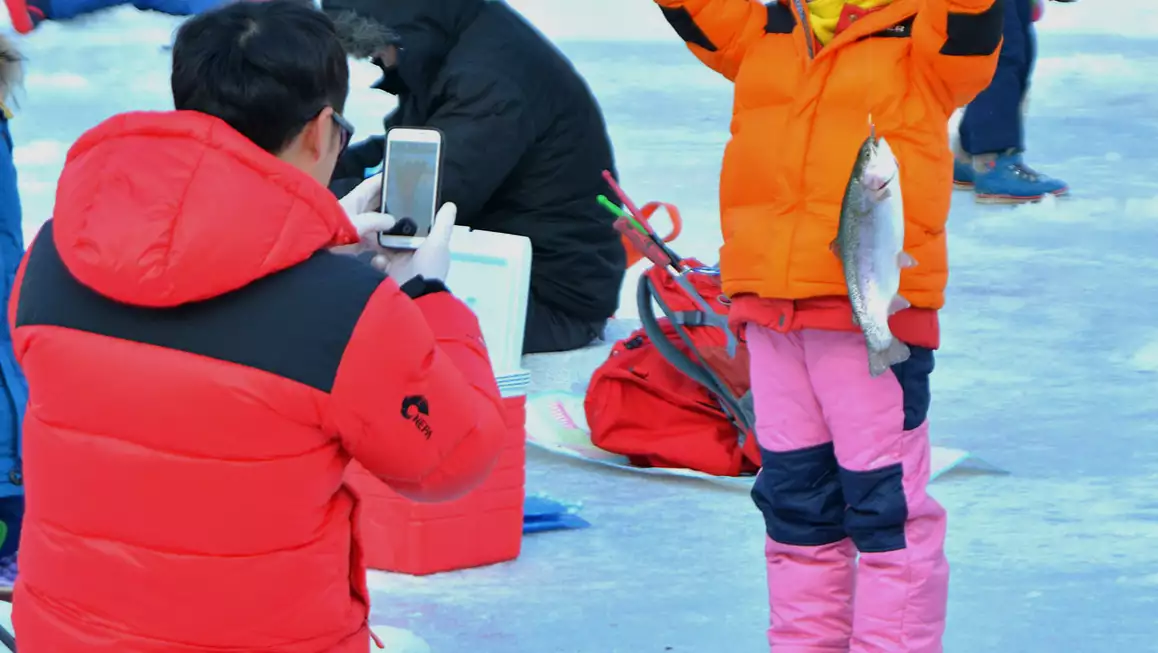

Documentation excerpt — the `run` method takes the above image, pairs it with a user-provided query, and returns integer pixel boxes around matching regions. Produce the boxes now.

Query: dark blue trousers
[0,497,21,558]
[959,0,1036,155]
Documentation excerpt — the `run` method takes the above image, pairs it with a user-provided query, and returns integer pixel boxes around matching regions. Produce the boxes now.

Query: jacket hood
[52,111,358,308]
[326,0,485,96]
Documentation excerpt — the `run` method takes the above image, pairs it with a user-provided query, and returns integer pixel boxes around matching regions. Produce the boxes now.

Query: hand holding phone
[331,174,395,258]
[338,172,384,217]
[378,127,444,250]
[374,202,458,283]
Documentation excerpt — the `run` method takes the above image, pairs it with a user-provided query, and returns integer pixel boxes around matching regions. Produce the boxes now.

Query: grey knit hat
[327,8,403,59]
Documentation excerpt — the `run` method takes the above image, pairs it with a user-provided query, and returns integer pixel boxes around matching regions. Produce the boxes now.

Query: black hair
[171,0,350,154]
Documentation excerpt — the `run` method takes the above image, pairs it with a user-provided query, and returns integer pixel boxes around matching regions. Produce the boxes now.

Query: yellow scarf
[808,0,893,45]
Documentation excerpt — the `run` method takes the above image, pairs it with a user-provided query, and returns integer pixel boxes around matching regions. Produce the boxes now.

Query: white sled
[525,389,1006,488]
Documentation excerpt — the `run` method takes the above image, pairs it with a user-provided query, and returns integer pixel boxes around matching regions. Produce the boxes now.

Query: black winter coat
[326,0,626,323]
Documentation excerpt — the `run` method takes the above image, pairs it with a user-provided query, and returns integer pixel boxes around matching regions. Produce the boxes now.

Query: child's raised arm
[913,0,1005,109]
[654,0,767,81]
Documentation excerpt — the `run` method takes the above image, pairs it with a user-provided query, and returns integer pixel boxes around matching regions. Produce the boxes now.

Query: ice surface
[5,2,1158,651]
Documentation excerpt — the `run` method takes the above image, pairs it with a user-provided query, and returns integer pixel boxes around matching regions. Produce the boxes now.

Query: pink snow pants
[746,326,949,653]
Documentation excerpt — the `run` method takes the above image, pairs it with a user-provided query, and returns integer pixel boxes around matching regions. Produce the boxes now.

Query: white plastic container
[496,368,533,398]
[446,226,533,375]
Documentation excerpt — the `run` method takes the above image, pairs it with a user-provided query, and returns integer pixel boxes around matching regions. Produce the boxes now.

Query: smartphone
[378,127,444,249]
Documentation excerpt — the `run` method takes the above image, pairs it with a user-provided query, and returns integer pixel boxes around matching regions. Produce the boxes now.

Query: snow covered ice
[7,1,1158,650]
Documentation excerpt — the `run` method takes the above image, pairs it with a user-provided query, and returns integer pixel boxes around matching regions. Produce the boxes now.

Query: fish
[830,129,917,378]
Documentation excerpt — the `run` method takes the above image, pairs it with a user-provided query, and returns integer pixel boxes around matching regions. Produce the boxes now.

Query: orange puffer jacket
[654,0,1003,347]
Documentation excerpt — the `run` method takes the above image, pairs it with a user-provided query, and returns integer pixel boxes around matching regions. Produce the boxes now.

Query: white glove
[339,174,383,216]
[374,202,457,283]
[332,175,394,257]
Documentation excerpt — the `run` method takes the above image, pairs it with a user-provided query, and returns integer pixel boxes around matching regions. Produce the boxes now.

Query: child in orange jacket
[653,0,1001,650]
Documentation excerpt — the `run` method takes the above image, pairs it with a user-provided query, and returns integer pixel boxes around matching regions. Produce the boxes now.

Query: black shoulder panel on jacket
[15,221,388,393]
[659,5,718,52]
[764,1,796,34]
[939,0,1004,56]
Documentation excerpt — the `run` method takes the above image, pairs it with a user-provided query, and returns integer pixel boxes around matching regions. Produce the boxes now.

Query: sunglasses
[331,111,356,154]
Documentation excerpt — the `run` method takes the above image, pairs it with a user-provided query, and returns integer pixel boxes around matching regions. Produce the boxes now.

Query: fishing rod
[597,171,738,357]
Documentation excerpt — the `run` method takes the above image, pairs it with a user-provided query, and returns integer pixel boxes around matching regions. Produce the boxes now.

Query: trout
[831,130,917,377]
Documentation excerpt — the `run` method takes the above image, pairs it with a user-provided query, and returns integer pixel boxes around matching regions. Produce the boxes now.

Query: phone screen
[383,139,440,236]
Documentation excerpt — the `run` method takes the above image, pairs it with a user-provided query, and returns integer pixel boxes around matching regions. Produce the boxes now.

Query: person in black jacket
[323,0,626,355]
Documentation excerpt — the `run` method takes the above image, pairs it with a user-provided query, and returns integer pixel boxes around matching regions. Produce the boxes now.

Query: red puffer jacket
[8,111,506,652]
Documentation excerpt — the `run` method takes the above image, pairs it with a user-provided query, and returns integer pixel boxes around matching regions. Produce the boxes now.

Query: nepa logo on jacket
[400,395,433,439]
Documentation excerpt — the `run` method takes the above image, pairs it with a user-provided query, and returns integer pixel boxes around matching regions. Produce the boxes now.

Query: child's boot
[972,150,1069,204]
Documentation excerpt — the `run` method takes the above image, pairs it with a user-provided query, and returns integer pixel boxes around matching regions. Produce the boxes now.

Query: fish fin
[897,251,917,268]
[829,239,842,258]
[868,338,911,378]
[888,294,911,316]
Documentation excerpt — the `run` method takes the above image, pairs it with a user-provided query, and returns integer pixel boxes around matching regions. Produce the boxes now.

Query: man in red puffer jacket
[8,2,505,651]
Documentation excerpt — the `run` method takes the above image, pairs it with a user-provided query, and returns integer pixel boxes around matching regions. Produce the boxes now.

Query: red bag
[584,260,760,477]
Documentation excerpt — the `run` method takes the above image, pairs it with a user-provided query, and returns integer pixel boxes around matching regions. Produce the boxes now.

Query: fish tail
[868,337,911,377]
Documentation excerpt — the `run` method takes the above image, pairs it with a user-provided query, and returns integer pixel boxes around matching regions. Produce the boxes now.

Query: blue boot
[973,152,1069,204]
[953,158,975,190]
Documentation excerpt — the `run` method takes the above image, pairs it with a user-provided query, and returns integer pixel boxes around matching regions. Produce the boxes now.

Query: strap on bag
[635,275,755,444]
